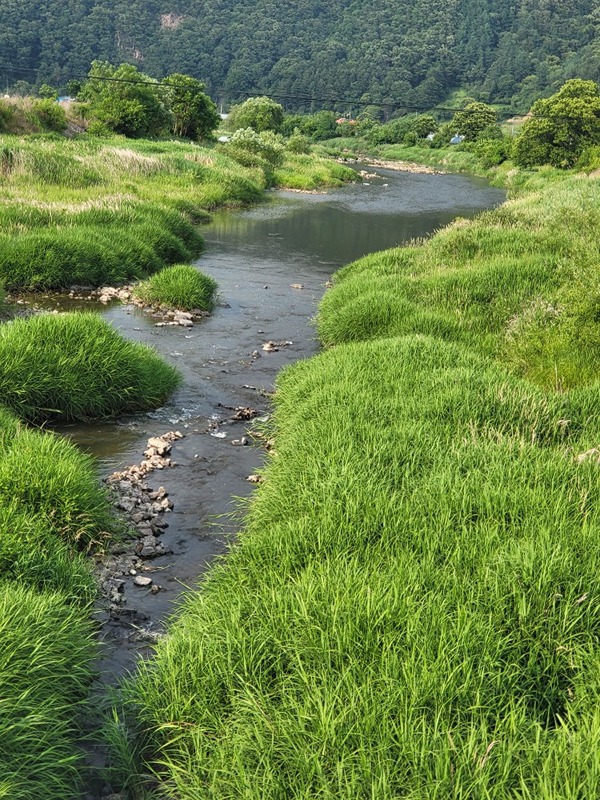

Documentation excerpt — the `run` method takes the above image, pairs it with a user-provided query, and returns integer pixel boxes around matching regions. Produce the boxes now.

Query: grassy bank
[115,159,600,798]
[0,405,116,798]
[0,136,354,290]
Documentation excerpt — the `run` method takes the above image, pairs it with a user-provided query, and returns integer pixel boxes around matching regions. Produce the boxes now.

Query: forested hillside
[1,0,599,112]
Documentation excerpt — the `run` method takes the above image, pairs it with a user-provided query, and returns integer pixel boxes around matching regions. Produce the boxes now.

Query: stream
[41,166,504,684]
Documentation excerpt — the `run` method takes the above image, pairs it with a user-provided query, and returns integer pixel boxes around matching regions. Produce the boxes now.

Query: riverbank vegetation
[133,264,217,312]
[0,133,353,291]
[113,109,600,794]
[0,404,116,798]
[0,312,182,422]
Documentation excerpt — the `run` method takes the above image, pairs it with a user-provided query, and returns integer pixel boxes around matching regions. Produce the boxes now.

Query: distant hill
[1,0,599,113]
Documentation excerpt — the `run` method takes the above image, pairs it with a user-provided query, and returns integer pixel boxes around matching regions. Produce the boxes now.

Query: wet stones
[97,431,185,614]
[262,339,293,352]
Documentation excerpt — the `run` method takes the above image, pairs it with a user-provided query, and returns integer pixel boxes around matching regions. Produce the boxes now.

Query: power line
[0,62,598,123]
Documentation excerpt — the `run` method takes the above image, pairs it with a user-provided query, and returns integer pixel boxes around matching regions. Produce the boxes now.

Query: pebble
[133,575,153,587]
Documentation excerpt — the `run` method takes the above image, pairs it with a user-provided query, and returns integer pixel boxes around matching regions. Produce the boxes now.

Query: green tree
[65,80,82,98]
[412,114,439,138]
[227,96,284,133]
[38,83,58,100]
[513,79,600,168]
[79,61,170,138]
[162,73,220,140]
[451,102,497,141]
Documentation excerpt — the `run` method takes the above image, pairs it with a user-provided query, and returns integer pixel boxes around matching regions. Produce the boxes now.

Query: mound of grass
[126,336,600,797]
[0,312,181,422]
[0,582,95,800]
[133,264,218,311]
[318,173,600,390]
[0,423,114,550]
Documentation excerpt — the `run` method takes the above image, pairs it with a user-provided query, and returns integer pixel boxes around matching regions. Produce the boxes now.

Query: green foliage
[162,73,219,140]
[0,312,182,422]
[80,61,170,138]
[65,79,82,98]
[0,101,15,133]
[0,405,114,548]
[134,264,218,311]
[31,99,67,132]
[2,1,600,112]
[473,135,513,167]
[227,96,284,133]
[451,101,498,142]
[37,83,58,100]
[282,111,339,141]
[222,128,285,183]
[369,114,438,146]
[514,79,600,168]
[287,129,311,154]
[0,583,95,800]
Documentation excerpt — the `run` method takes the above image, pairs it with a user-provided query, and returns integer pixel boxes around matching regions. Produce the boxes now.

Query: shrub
[287,130,311,154]
[134,264,217,311]
[0,312,182,422]
[224,128,285,168]
[30,99,67,132]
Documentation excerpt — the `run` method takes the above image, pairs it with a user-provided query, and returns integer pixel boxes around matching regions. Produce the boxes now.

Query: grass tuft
[133,264,218,311]
[0,312,182,422]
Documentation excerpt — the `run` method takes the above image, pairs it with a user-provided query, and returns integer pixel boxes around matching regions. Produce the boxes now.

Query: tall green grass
[0,136,353,289]
[133,263,218,311]
[0,312,182,422]
[124,336,600,797]
[0,582,95,800]
[112,164,600,796]
[319,172,600,390]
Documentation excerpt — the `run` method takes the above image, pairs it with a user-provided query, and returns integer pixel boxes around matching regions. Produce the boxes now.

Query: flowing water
[46,166,504,680]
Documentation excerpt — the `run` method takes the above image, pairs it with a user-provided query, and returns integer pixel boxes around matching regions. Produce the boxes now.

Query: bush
[0,312,182,422]
[224,128,285,168]
[287,130,311,154]
[134,264,217,311]
[30,99,67,132]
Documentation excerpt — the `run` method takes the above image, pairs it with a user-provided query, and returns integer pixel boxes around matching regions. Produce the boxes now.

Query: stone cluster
[97,431,184,610]
[92,285,209,327]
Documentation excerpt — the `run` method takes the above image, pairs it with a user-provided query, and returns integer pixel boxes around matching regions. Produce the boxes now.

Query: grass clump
[124,336,600,797]
[134,264,217,311]
[0,312,181,422]
[0,582,95,800]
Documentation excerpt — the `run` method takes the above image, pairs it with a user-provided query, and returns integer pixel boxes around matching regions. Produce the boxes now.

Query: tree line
[1,0,600,113]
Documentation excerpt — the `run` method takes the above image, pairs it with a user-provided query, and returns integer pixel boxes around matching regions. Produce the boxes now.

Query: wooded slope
[1,0,599,111]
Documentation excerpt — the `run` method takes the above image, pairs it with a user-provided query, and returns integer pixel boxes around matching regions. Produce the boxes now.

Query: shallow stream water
[40,166,504,682]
